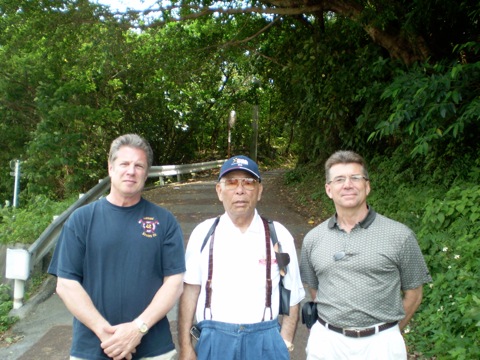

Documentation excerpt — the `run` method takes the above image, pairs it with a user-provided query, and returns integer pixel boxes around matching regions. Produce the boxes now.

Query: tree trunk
[262,0,430,65]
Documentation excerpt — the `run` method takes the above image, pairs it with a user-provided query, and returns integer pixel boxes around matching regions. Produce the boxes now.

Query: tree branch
[117,1,430,65]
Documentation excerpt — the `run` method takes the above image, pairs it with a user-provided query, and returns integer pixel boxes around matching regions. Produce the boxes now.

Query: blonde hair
[108,134,153,170]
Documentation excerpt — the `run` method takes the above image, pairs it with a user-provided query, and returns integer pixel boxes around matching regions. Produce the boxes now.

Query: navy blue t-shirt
[48,197,185,359]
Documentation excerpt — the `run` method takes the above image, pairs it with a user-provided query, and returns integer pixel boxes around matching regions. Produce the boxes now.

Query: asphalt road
[0,169,314,359]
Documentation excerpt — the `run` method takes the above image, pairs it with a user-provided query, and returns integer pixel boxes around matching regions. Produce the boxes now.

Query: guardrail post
[13,279,26,310]
[5,248,30,309]
[177,174,181,183]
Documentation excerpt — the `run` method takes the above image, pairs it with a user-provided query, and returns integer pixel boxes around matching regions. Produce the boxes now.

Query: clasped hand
[101,321,142,360]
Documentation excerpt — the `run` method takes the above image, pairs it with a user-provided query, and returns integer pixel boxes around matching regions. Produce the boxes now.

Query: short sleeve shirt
[300,208,431,328]
[184,210,305,324]
[48,198,186,359]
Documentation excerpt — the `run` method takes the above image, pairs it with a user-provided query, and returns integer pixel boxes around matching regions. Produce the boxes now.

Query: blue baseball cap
[218,155,261,181]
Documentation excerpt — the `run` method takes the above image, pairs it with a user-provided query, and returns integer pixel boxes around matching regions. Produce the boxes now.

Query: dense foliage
[0,0,478,357]
[0,284,16,332]
[366,150,480,359]
[0,195,75,245]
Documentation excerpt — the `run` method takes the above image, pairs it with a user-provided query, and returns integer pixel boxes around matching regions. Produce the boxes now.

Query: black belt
[318,318,398,338]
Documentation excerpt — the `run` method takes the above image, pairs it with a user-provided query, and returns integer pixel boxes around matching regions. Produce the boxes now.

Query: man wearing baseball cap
[178,155,305,360]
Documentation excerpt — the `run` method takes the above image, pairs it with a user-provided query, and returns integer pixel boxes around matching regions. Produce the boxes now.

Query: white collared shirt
[184,210,305,324]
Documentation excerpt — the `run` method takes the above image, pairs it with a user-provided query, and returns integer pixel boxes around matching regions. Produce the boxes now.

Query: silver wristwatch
[134,318,149,334]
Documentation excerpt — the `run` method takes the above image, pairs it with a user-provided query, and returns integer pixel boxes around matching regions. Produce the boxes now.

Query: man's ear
[325,184,333,199]
[216,182,223,201]
[257,183,263,201]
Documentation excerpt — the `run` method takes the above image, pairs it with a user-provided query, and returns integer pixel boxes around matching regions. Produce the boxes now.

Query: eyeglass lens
[330,175,367,185]
[223,178,256,190]
[333,251,346,261]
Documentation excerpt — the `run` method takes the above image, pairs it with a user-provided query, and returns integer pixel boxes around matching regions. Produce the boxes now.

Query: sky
[94,0,159,12]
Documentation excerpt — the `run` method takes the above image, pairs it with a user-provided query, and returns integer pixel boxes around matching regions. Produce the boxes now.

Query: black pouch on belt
[301,301,318,329]
[276,251,291,316]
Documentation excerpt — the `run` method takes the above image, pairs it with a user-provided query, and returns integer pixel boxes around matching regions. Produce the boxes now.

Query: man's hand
[178,283,201,360]
[101,321,142,360]
[178,344,197,360]
[280,303,299,350]
[399,285,423,330]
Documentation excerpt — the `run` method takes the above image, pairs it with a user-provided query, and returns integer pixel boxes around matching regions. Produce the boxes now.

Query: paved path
[0,170,314,359]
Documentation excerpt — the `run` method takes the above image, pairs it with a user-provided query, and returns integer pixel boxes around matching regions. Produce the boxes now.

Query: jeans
[195,318,289,360]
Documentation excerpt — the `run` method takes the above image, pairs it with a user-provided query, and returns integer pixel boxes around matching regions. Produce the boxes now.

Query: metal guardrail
[28,159,224,269]
[28,177,112,269]
[6,159,225,309]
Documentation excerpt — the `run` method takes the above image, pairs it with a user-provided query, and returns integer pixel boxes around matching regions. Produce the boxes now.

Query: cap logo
[233,158,249,166]
[219,155,260,181]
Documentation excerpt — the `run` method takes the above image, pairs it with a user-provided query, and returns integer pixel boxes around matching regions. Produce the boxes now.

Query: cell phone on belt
[190,325,201,341]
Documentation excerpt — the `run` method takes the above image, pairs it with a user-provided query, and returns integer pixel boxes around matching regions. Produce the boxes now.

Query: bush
[0,195,75,245]
[407,184,480,359]
[0,284,17,332]
[368,149,480,358]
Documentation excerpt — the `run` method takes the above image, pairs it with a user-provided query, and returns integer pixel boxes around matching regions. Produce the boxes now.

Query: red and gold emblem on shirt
[138,217,159,238]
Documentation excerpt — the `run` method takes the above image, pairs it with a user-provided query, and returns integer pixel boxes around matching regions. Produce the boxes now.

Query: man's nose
[342,177,354,187]
[234,181,246,192]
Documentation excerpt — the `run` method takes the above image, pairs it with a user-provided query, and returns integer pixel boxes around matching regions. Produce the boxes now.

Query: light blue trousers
[195,318,289,360]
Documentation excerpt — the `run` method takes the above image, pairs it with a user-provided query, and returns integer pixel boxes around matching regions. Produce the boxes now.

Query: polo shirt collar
[328,206,377,230]
[221,209,262,234]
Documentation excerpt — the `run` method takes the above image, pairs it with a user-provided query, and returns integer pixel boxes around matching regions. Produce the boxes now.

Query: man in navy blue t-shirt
[49,134,185,360]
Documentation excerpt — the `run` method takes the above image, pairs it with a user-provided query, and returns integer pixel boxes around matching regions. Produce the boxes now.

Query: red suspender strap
[262,217,273,321]
[202,217,275,322]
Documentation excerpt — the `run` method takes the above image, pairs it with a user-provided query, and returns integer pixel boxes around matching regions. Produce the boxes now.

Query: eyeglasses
[327,175,369,186]
[220,178,258,191]
[333,251,346,261]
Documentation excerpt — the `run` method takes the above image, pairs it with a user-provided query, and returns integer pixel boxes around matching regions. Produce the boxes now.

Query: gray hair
[108,134,153,170]
[325,150,369,182]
